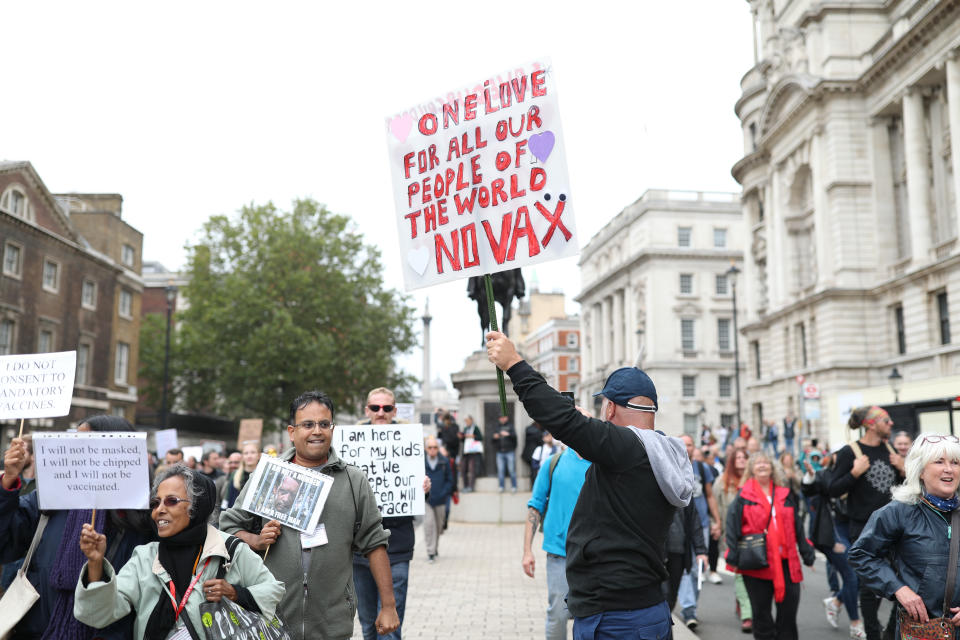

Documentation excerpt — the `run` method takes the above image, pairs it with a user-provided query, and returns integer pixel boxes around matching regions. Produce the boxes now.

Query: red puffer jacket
[724,477,815,584]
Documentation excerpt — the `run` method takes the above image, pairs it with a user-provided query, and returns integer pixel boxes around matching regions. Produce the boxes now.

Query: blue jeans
[829,523,859,622]
[353,560,409,640]
[546,553,571,639]
[496,451,516,489]
[573,602,671,640]
[677,525,708,621]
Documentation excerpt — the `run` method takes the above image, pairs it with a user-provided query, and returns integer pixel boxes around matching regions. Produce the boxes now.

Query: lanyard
[167,557,211,620]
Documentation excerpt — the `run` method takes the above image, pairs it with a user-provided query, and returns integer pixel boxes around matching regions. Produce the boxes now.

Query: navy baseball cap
[593,367,658,411]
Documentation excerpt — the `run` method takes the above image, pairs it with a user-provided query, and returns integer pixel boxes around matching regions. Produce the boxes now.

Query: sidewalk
[351,521,695,639]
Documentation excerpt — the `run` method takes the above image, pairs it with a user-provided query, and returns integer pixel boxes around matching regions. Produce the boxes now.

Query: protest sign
[237,418,263,449]
[386,59,578,291]
[395,403,416,423]
[155,428,178,459]
[182,445,203,466]
[240,456,333,533]
[33,432,150,510]
[0,351,77,419]
[332,423,425,516]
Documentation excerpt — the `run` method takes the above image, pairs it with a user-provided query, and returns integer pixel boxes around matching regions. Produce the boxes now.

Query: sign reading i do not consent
[0,351,76,419]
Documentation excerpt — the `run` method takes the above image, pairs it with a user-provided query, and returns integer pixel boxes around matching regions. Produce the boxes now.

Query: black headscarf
[145,469,216,640]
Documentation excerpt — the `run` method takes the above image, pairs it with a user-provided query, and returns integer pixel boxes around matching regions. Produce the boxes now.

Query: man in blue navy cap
[486,330,694,640]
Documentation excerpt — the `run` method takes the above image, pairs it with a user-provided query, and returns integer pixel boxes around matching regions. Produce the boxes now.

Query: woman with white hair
[848,434,960,635]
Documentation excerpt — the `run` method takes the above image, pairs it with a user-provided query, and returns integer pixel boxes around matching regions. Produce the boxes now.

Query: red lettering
[477,187,490,208]
[535,198,572,245]
[403,152,416,180]
[437,199,449,226]
[531,70,546,97]
[530,168,547,191]
[404,210,421,239]
[484,80,499,115]
[433,174,445,200]
[491,179,507,206]
[456,163,470,191]
[454,189,477,215]
[460,132,474,155]
[509,116,525,138]
[462,224,480,268]
[435,233,461,274]
[421,178,432,203]
[495,152,511,172]
[499,82,512,109]
[447,136,461,161]
[407,181,420,208]
[510,174,526,199]
[442,100,459,129]
[510,75,528,103]
[424,203,438,233]
[527,105,542,130]
[464,94,477,120]
[474,126,487,150]
[470,155,483,184]
[481,213,513,264]
[507,206,541,261]
[495,120,508,142]
[514,140,527,167]
[419,113,437,135]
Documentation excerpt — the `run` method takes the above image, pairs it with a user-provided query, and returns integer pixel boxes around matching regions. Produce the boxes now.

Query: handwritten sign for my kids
[240,456,333,533]
[33,432,150,510]
[332,423,425,516]
[386,58,578,290]
[0,351,76,419]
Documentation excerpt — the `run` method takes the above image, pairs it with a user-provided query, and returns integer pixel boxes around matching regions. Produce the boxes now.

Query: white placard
[333,423,425,516]
[33,432,150,510]
[155,428,178,459]
[240,456,333,533]
[386,58,578,291]
[0,351,77,419]
[395,403,416,423]
[181,446,203,465]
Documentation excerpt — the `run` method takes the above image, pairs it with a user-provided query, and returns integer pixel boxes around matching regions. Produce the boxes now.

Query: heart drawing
[407,246,430,276]
[528,131,555,163]
[390,114,414,143]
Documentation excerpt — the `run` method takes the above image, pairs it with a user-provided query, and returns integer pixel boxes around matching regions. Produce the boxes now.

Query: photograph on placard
[240,455,333,533]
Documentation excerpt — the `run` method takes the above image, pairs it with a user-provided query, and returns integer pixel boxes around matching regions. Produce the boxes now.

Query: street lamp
[727,264,742,431]
[160,283,177,428]
[888,366,903,403]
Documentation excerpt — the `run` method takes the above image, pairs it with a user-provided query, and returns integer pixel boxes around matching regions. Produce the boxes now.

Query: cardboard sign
[154,428,178,460]
[386,58,578,290]
[395,403,416,423]
[237,419,263,449]
[332,423,425,516]
[0,351,77,419]
[240,456,333,533]
[33,432,150,510]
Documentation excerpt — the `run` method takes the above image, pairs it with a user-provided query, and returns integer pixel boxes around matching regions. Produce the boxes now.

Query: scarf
[145,472,216,640]
[765,490,787,603]
[924,493,960,512]
[41,509,106,640]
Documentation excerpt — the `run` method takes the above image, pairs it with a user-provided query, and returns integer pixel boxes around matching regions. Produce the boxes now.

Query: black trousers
[708,535,720,572]
[742,561,801,640]
[665,552,686,612]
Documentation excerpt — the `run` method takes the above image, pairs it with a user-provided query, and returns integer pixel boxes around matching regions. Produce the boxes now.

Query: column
[903,88,932,264]
[946,55,960,236]
[870,117,898,261]
[612,289,624,365]
[592,303,603,373]
[601,296,612,368]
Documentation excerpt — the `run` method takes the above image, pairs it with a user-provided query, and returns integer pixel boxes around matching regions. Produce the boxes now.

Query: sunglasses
[922,435,960,444]
[368,404,395,413]
[150,496,191,510]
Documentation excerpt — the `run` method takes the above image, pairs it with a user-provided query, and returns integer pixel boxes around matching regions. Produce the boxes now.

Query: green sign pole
[483,274,509,417]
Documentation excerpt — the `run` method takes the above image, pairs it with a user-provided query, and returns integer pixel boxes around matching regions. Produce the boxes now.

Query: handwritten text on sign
[33,432,150,510]
[386,59,578,290]
[0,351,77,419]
[333,424,425,516]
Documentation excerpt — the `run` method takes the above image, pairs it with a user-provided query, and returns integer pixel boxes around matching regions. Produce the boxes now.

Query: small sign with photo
[240,456,333,533]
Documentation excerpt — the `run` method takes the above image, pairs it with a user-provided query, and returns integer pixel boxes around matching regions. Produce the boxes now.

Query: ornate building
[577,189,744,436]
[734,0,960,439]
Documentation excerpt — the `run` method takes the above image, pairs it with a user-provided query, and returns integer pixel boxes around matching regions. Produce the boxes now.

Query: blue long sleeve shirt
[527,450,591,557]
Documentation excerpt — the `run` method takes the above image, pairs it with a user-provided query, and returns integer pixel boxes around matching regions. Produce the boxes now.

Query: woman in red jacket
[725,451,816,640]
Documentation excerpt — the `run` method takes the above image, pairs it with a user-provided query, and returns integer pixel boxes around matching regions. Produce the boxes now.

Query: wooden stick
[17,418,24,439]
[263,544,271,559]
[91,509,97,528]
[483,274,509,417]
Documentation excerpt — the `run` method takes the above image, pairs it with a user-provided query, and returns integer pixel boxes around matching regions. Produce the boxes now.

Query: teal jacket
[74,525,284,640]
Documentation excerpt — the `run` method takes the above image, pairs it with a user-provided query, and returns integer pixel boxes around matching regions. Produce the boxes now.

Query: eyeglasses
[368,404,395,413]
[149,496,191,510]
[922,435,960,444]
[294,420,334,431]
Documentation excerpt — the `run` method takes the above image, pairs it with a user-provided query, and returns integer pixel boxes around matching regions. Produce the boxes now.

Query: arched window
[0,186,33,221]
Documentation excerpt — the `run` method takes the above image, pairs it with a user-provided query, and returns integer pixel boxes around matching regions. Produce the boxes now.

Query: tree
[140,199,416,426]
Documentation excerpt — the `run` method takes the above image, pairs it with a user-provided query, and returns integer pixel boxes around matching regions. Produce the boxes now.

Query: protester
[892,430,913,457]
[491,414,518,493]
[486,331,694,639]
[199,450,224,480]
[0,415,155,640]
[715,447,753,633]
[530,431,560,477]
[665,501,708,618]
[829,406,904,640]
[223,450,241,474]
[76,464,283,639]
[436,412,460,477]
[459,416,483,492]
[522,421,545,478]
[423,436,453,563]
[213,441,261,524]
[849,434,960,635]
[725,451,816,640]
[763,421,779,456]
[782,414,797,457]
[0,434,36,592]
[220,390,398,640]
[523,441,590,640]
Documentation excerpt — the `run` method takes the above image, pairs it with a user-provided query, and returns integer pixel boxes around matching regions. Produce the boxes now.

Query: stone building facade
[0,161,143,440]
[733,0,960,440]
[521,314,581,395]
[577,189,744,436]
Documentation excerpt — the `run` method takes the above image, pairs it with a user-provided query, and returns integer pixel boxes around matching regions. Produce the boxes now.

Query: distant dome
[431,376,447,390]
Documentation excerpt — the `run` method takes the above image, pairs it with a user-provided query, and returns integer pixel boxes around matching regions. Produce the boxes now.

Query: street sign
[795,375,805,385]
[803,382,820,399]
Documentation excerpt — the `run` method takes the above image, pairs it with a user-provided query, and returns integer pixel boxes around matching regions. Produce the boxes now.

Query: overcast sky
[4,2,755,400]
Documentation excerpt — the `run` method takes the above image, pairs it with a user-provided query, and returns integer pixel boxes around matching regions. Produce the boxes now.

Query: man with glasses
[220,390,398,640]
[353,386,430,640]
[423,436,454,563]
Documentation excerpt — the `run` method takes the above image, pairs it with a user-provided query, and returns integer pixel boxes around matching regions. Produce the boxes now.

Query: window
[114,342,130,384]
[679,274,693,294]
[112,406,126,418]
[0,319,14,355]
[568,357,579,372]
[566,332,579,347]
[681,319,695,351]
[119,289,133,318]
[797,322,808,367]
[938,292,951,345]
[715,274,728,295]
[42,259,60,293]
[894,304,906,354]
[751,340,761,378]
[1,187,30,220]
[3,242,22,278]
[719,375,733,398]
[678,227,692,247]
[682,375,696,397]
[718,318,731,351]
[81,280,98,310]
[683,413,700,435]
[76,342,91,385]
[121,244,135,267]
[721,413,736,428]
[37,329,54,353]
[714,228,727,248]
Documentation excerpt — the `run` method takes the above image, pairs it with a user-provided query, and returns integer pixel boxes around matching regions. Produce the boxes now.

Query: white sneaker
[823,596,840,629]
[849,623,866,639]
[708,571,723,584]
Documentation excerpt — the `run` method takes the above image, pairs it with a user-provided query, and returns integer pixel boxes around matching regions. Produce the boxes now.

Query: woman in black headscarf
[75,464,283,639]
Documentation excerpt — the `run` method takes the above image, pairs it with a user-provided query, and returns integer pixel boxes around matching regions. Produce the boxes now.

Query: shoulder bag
[0,514,49,640]
[897,508,960,640]
[736,489,774,571]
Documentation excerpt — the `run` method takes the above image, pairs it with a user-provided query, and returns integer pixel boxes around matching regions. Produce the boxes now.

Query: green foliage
[142,199,417,426]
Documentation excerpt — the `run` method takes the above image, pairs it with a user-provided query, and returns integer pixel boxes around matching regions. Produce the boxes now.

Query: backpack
[539,450,565,532]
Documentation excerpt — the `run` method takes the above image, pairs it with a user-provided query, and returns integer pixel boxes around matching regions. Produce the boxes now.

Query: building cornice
[0,162,78,242]
[731,150,771,184]
[0,209,126,275]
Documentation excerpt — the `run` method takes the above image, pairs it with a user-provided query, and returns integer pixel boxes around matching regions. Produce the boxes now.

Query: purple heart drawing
[528,131,555,163]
